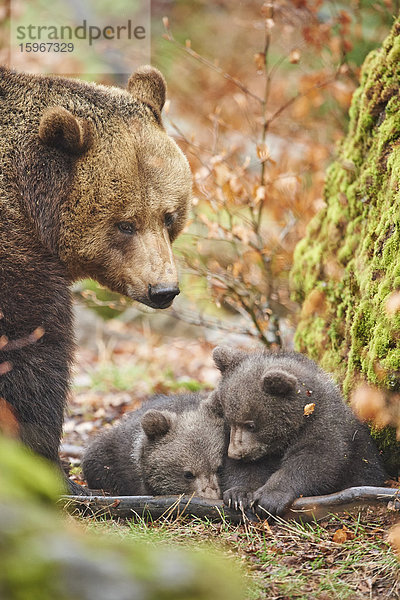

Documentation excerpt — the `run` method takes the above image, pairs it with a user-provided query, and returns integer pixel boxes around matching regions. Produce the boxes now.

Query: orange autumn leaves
[166,0,370,345]
[332,526,355,544]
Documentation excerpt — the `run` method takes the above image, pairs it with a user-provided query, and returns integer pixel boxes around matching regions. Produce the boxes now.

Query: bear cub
[82,393,224,498]
[207,347,386,516]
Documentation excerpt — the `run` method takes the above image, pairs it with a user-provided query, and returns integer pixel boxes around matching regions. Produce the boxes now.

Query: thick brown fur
[0,66,191,493]
[207,347,386,516]
[82,393,225,498]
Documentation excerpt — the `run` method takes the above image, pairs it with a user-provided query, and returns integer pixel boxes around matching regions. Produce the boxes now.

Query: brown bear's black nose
[148,284,180,308]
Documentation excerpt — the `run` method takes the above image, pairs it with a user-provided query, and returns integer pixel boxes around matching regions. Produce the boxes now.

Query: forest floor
[62,306,400,600]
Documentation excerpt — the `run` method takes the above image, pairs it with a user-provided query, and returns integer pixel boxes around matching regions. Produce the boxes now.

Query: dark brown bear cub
[0,66,191,493]
[82,393,224,498]
[207,347,386,516]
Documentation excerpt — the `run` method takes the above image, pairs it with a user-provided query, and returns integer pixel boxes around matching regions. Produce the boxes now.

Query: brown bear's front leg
[0,246,88,495]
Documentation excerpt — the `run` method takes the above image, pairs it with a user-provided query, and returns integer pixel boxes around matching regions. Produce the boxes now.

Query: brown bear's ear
[39,107,93,155]
[141,409,175,440]
[212,346,246,373]
[127,65,166,114]
[201,392,224,419]
[262,370,298,396]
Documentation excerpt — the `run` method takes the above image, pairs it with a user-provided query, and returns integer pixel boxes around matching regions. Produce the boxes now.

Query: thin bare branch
[162,23,263,104]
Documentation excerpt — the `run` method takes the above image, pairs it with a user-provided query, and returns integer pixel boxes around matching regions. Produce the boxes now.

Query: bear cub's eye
[164,212,177,229]
[184,470,195,480]
[243,421,255,432]
[116,222,136,235]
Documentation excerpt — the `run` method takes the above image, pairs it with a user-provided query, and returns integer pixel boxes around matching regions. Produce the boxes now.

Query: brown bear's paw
[249,485,294,517]
[223,486,253,511]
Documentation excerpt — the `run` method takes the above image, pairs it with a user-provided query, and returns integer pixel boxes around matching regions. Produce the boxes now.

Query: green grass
[79,510,400,600]
[75,362,209,394]
[87,362,148,392]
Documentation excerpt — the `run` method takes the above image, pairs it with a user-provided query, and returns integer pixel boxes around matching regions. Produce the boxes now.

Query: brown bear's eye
[243,421,255,432]
[164,212,176,229]
[116,222,136,235]
[184,470,195,480]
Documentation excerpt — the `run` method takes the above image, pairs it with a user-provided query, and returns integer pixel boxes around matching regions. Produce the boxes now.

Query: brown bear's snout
[148,283,180,308]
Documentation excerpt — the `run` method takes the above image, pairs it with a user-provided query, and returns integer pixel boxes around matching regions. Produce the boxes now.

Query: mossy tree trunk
[290,18,400,472]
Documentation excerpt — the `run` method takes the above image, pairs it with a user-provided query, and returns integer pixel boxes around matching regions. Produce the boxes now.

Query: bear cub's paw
[223,487,253,511]
[249,484,295,517]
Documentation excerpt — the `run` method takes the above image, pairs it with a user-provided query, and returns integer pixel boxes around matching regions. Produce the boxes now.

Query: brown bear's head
[38,66,192,309]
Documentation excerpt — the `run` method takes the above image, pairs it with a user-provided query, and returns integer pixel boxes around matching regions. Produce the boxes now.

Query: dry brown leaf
[301,289,327,317]
[351,384,391,428]
[388,523,400,559]
[229,176,243,195]
[0,397,19,437]
[32,326,45,341]
[385,291,400,316]
[232,261,243,278]
[214,163,231,187]
[0,361,12,375]
[254,185,266,205]
[253,52,265,72]
[332,528,347,543]
[289,49,301,64]
[373,361,388,382]
[324,258,345,282]
[332,527,354,543]
[261,2,274,18]
[256,144,270,163]
[303,403,315,416]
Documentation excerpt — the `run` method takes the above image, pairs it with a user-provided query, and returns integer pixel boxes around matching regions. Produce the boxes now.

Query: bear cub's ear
[127,66,166,115]
[262,370,298,396]
[39,107,93,155]
[141,409,175,440]
[212,346,246,373]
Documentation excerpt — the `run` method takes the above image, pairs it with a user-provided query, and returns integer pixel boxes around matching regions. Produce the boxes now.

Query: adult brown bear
[0,66,192,493]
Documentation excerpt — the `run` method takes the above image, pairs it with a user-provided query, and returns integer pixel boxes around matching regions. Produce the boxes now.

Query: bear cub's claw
[249,485,294,517]
[223,487,253,511]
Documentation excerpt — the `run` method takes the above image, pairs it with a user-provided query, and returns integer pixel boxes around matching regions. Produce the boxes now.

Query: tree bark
[290,18,400,473]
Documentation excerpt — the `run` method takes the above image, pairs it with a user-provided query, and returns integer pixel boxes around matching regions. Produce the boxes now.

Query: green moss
[290,18,400,473]
[371,427,400,476]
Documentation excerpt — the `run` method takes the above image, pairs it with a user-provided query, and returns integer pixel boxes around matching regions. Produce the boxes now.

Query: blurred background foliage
[0,435,245,600]
[152,0,396,347]
[2,0,397,348]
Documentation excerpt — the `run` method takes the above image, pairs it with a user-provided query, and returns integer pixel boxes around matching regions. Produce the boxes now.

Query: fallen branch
[60,494,247,524]
[282,486,400,522]
[60,486,400,524]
